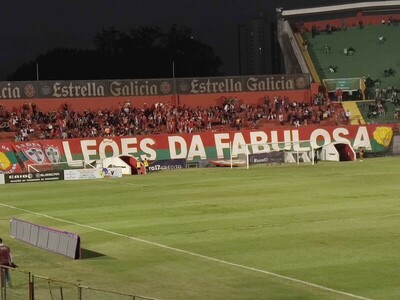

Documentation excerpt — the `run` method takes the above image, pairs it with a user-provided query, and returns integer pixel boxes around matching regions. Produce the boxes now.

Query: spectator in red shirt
[0,238,16,287]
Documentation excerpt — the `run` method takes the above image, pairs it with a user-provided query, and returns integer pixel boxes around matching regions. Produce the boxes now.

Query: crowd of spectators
[0,94,340,142]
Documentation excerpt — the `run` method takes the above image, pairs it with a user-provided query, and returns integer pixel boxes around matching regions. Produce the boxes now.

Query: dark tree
[8,25,223,81]
[8,48,112,81]
[159,24,223,77]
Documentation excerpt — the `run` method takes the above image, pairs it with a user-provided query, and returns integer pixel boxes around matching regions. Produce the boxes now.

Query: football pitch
[1,157,399,300]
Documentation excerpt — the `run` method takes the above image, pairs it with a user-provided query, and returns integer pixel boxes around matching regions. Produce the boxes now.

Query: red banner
[0,124,395,174]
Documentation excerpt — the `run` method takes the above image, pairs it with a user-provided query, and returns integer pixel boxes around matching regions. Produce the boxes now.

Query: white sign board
[64,169,102,181]
[64,168,123,181]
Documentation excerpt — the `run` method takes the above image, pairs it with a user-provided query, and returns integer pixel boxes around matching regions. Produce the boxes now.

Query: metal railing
[1,266,158,300]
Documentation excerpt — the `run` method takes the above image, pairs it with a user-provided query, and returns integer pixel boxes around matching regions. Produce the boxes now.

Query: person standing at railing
[0,237,17,287]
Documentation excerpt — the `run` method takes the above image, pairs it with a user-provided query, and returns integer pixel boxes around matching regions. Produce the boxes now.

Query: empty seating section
[291,13,400,124]
[300,19,400,96]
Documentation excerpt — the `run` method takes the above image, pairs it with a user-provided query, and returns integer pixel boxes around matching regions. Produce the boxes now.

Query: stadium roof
[280,1,400,17]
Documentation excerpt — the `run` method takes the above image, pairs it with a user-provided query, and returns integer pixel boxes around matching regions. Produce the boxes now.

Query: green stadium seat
[303,24,400,90]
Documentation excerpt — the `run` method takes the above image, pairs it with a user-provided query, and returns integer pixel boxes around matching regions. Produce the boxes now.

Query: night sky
[0,0,380,80]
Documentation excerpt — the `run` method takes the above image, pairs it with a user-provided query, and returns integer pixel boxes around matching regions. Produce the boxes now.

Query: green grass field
[1,158,400,299]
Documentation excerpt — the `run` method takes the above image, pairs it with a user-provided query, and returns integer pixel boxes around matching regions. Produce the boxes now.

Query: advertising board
[4,171,64,184]
[148,159,187,172]
[64,169,102,180]
[249,151,285,164]
[64,167,122,180]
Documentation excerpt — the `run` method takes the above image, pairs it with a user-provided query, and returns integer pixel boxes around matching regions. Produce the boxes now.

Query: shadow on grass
[81,248,106,259]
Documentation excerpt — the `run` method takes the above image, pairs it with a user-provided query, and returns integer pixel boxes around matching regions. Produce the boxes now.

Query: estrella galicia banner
[0,74,310,100]
[176,74,310,94]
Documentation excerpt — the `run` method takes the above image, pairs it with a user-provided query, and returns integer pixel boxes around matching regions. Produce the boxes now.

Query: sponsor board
[4,171,64,184]
[64,169,102,180]
[0,174,4,184]
[64,168,122,180]
[0,75,309,100]
[176,74,309,94]
[148,159,187,172]
[249,151,285,164]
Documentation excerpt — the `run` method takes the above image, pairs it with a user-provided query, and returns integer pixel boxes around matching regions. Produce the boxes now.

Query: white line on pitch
[0,203,371,300]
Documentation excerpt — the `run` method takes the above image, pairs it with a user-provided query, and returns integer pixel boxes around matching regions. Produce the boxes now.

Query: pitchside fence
[1,266,157,300]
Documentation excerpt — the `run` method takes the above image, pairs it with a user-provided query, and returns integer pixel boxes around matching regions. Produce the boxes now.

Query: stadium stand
[278,1,400,126]
[0,96,341,141]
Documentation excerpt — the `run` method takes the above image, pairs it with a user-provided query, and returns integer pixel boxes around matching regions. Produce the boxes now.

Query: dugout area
[322,142,355,161]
